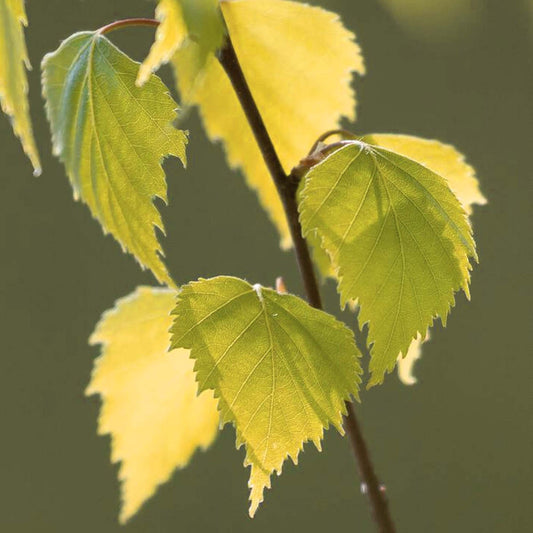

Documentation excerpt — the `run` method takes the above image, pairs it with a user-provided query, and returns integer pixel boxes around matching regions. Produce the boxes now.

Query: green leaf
[41,31,188,286]
[0,0,41,175]
[87,286,219,523]
[172,0,364,248]
[363,134,486,215]
[299,141,477,386]
[170,276,361,516]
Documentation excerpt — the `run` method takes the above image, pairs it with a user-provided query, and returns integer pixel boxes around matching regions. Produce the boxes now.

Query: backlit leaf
[299,141,477,386]
[137,0,224,87]
[0,0,41,174]
[172,0,364,248]
[137,0,188,86]
[42,32,187,286]
[363,134,486,215]
[364,134,485,384]
[170,276,361,516]
[87,287,219,523]
[308,133,485,281]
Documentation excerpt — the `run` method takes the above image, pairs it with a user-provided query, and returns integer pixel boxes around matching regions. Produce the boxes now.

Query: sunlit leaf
[137,0,224,87]
[170,276,361,516]
[42,32,187,286]
[87,287,219,523]
[364,134,485,385]
[0,0,41,174]
[172,0,364,248]
[137,0,188,86]
[363,134,486,215]
[299,141,477,386]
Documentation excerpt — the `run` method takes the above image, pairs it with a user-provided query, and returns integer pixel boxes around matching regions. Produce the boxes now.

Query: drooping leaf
[0,0,41,174]
[170,276,361,516]
[42,31,187,286]
[172,0,365,248]
[137,0,224,87]
[304,134,485,382]
[363,134,486,215]
[364,134,485,385]
[87,287,219,523]
[299,141,477,386]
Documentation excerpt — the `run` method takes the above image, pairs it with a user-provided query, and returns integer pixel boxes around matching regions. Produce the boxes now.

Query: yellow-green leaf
[363,134,487,215]
[309,133,486,280]
[0,0,41,174]
[42,32,187,286]
[299,141,477,386]
[87,287,219,523]
[364,134,485,385]
[137,0,188,86]
[172,0,364,248]
[137,0,224,87]
[170,276,361,516]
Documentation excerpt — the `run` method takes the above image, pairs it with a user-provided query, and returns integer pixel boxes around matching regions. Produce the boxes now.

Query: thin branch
[217,34,396,533]
[217,35,322,309]
[309,128,360,155]
[98,18,159,35]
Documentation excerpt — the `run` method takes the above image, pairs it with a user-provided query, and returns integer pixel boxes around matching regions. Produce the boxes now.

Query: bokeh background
[1,0,531,531]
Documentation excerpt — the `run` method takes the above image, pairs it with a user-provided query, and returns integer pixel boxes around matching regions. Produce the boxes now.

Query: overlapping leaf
[299,141,477,386]
[137,0,224,87]
[0,0,40,174]
[42,32,187,286]
[170,276,361,516]
[137,0,188,86]
[363,134,486,215]
[172,0,365,248]
[365,135,485,384]
[87,287,219,523]
[304,134,485,384]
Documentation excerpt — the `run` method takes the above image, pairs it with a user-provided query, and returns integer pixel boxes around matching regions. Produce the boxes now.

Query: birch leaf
[299,141,477,386]
[137,0,188,86]
[170,276,361,516]
[173,0,364,248]
[363,134,486,215]
[87,287,219,523]
[364,134,485,385]
[42,32,187,286]
[137,0,224,87]
[0,0,41,174]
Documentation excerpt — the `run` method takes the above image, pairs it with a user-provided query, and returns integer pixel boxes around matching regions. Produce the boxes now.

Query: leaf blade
[0,0,41,174]
[138,0,224,87]
[299,141,477,386]
[87,286,219,523]
[137,0,188,86]
[170,276,361,515]
[42,32,187,286]
[363,134,487,215]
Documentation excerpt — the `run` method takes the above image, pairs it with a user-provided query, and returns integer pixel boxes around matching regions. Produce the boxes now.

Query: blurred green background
[1,0,531,531]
